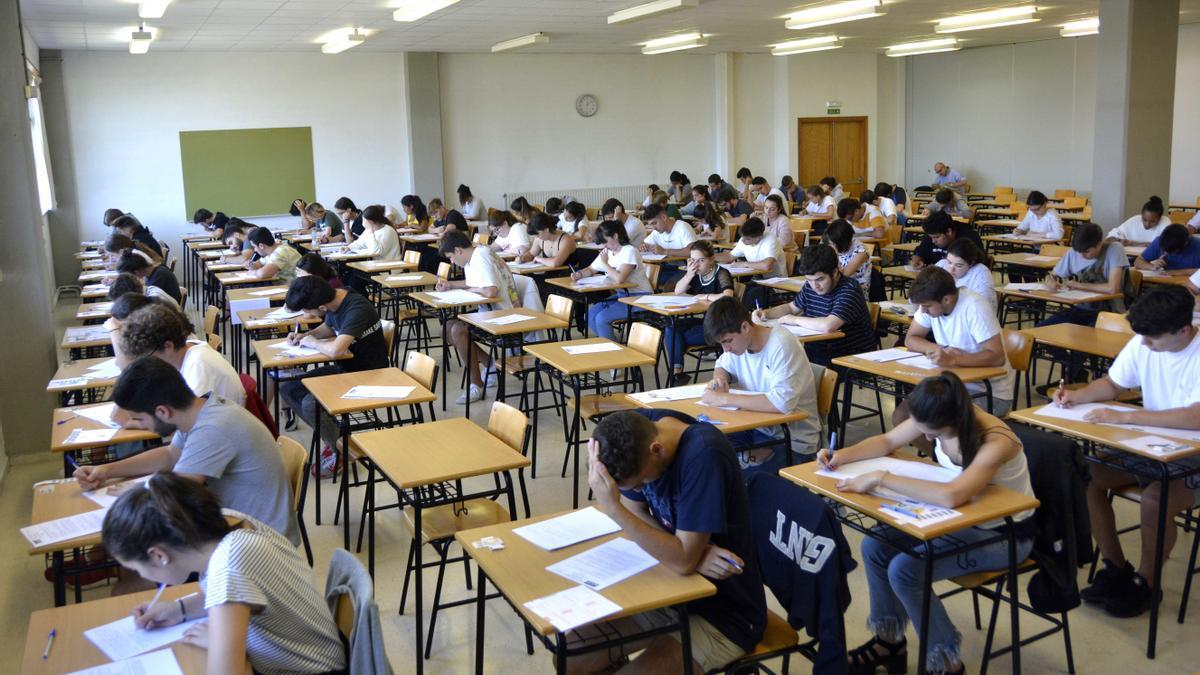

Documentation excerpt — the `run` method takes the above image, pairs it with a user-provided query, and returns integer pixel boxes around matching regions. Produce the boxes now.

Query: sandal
[848,636,908,675]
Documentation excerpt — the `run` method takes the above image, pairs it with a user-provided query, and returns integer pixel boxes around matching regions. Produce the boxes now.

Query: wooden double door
[797,116,868,198]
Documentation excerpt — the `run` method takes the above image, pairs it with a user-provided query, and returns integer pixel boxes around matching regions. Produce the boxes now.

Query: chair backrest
[380,319,396,360]
[1128,268,1142,297]
[334,593,355,643]
[545,293,574,325]
[886,223,902,245]
[1169,211,1193,225]
[277,436,307,511]
[644,263,662,291]
[403,249,421,265]
[995,186,1014,195]
[1001,328,1034,372]
[1039,244,1069,257]
[1053,189,1076,200]
[627,322,662,359]
[206,332,223,352]
[403,351,438,392]
[1096,311,1133,334]
[997,193,1019,206]
[1063,196,1088,208]
[473,232,490,246]
[816,365,838,419]
[204,305,220,336]
[734,281,746,300]
[867,302,880,332]
[436,262,452,280]
[783,250,797,276]
[487,401,528,453]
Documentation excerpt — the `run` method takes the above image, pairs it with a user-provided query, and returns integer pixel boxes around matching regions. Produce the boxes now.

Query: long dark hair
[401,195,428,223]
[102,472,233,562]
[908,372,982,466]
[593,220,629,246]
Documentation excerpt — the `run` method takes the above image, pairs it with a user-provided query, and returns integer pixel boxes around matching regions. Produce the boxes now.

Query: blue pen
[42,628,55,659]
[65,454,81,472]
[719,554,744,572]
[829,431,838,452]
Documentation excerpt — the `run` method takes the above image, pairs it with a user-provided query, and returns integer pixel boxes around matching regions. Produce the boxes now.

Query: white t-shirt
[935,260,996,308]
[1190,269,1200,288]
[460,197,483,220]
[1107,215,1170,244]
[589,244,653,294]
[731,235,787,278]
[145,285,179,308]
[1108,330,1200,412]
[1189,211,1200,231]
[348,226,401,260]
[877,196,897,219]
[623,215,647,248]
[805,195,835,217]
[913,288,1013,403]
[645,219,697,250]
[754,187,786,205]
[830,185,845,202]
[714,326,820,451]
[1017,209,1064,240]
[495,223,532,253]
[559,214,588,235]
[465,246,520,309]
[181,342,245,404]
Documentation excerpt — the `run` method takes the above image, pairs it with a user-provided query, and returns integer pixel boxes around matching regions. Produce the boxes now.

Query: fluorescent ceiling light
[771,35,842,55]
[320,29,366,54]
[641,32,707,55]
[492,32,549,53]
[393,0,459,22]
[608,0,698,25]
[885,37,960,57]
[138,0,170,19]
[129,28,153,54]
[785,0,884,31]
[1060,17,1098,37]
[936,5,1038,33]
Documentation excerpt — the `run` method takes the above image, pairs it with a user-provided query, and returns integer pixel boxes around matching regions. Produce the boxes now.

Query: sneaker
[484,370,499,389]
[737,449,775,470]
[1103,571,1158,618]
[310,443,340,479]
[283,409,298,432]
[672,372,692,386]
[1081,559,1131,605]
[455,384,485,405]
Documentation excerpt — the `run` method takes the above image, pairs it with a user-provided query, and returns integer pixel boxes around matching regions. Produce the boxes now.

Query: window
[27,95,54,214]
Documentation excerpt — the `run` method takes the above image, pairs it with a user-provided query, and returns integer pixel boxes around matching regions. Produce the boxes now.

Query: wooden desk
[881,265,918,281]
[230,307,322,373]
[51,405,160,469]
[226,284,287,304]
[458,308,568,416]
[883,242,918,265]
[524,338,656,507]
[755,276,807,293]
[1060,212,1092,223]
[28,479,108,606]
[77,269,117,284]
[982,234,1063,254]
[1138,269,1197,288]
[508,261,569,275]
[48,357,117,407]
[616,294,708,385]
[1018,323,1131,360]
[250,337,352,425]
[411,291,492,408]
[80,283,109,299]
[544,276,636,337]
[62,326,113,360]
[456,510,715,674]
[354,418,529,675]
[622,391,808,434]
[74,301,113,322]
[993,252,1061,274]
[347,259,416,276]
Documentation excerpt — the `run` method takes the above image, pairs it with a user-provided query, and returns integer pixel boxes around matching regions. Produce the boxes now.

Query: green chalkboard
[179,126,315,219]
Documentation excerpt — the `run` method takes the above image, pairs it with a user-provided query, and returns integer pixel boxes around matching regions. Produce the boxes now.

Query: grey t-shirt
[1052,241,1128,279]
[173,395,299,545]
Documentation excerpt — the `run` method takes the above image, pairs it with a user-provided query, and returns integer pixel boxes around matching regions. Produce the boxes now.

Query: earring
[161,559,167,566]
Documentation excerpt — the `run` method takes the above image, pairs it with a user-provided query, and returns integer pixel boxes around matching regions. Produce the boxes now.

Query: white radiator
[502,185,648,212]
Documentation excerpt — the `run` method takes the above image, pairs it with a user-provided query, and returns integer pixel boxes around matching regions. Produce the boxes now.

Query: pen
[42,628,55,659]
[56,413,79,425]
[719,554,744,572]
[829,431,838,452]
[142,583,167,622]
[65,454,81,472]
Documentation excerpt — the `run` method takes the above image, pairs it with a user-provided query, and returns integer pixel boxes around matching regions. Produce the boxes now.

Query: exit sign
[826,100,842,115]
[826,107,841,115]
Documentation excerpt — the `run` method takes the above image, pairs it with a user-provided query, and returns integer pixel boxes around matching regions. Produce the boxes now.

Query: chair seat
[503,354,536,375]
[575,393,636,420]
[950,558,1037,590]
[745,609,800,657]
[397,308,421,321]
[402,499,509,544]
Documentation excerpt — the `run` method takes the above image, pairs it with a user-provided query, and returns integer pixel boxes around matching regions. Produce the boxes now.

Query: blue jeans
[665,318,706,369]
[863,526,1033,671]
[587,291,647,340]
[1036,307,1099,380]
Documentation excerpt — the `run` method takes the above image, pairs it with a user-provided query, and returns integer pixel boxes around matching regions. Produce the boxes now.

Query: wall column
[713,52,734,178]
[404,52,446,200]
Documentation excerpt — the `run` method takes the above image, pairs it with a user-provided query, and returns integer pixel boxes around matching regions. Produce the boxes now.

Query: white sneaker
[485,370,499,388]
[455,384,485,405]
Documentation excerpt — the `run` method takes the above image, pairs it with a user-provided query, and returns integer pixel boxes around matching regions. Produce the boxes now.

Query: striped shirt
[790,275,876,357]
[203,514,346,674]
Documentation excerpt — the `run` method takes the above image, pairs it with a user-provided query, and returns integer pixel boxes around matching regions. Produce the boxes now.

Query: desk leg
[465,326,475,419]
[570,376,583,509]
[838,374,854,442]
[52,551,66,607]
[554,633,568,674]
[678,603,694,671]
[474,565,487,675]
[917,542,934,675]
[314,404,323,526]
[498,337,508,404]
[440,311,450,412]
[271,366,281,438]
[415,504,425,675]
[1007,520,1021,674]
[1148,468,1170,658]
[367,463,376,579]
[341,412,351,551]
[984,380,994,415]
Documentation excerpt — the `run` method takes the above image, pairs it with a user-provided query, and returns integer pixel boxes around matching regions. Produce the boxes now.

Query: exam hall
[4,0,1200,673]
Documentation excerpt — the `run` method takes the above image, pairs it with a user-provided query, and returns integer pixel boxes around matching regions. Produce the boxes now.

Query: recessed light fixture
[771,35,842,55]
[641,32,707,55]
[393,0,459,22]
[608,0,698,25]
[320,28,367,54]
[785,0,884,31]
[129,26,154,54]
[492,32,550,53]
[885,37,960,57]
[138,0,170,19]
[1060,17,1098,37]
[935,5,1038,34]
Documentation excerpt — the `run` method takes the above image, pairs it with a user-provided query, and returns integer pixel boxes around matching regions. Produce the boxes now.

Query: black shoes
[1080,559,1131,605]
[1082,559,1160,618]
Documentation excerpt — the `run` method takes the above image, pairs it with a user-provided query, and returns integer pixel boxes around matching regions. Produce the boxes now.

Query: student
[111,215,164,259]
[822,372,1033,675]
[717,188,754,227]
[295,253,343,288]
[571,220,653,341]
[436,230,520,403]
[906,267,1013,414]
[106,232,163,267]
[872,182,898,225]
[923,189,972,220]
[641,203,698,257]
[693,202,727,241]
[680,184,709,217]
[108,271,179,309]
[804,184,836,220]
[192,208,229,235]
[936,238,995,308]
[305,202,344,244]
[761,194,796,252]
[719,217,786,291]
[523,212,578,267]
[580,411,766,673]
[652,190,682,220]
[735,167,754,203]
[1108,196,1171,245]
[427,198,451,232]
[1054,286,1200,616]
[429,204,468,237]
[911,211,983,269]
[1134,223,1200,271]
[560,201,590,241]
[754,244,876,365]
[665,240,735,384]
[106,293,155,366]
[333,197,363,243]
[823,219,871,294]
[931,162,968,191]
[117,250,183,304]
[820,176,845,203]
[281,276,390,465]
[489,208,532,257]
[246,228,301,283]
[780,175,802,207]
[708,173,735,201]
[510,196,537,226]
[858,190,889,231]
[701,297,820,466]
[103,208,127,228]
[342,204,399,259]
[1040,223,1129,326]
[640,186,655,209]
[220,224,255,264]
[457,184,483,220]
[101,473,346,674]
[751,176,785,207]
[600,198,646,248]
[838,197,885,239]
[668,171,692,205]
[400,194,430,231]
[1014,191,1064,240]
[120,303,244,403]
[74,356,299,545]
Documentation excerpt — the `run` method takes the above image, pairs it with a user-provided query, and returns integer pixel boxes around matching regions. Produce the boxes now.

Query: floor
[1,294,1197,673]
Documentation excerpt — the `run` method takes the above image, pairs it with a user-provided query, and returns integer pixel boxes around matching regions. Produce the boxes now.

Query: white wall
[60,52,411,245]
[437,53,718,209]
[1171,23,1200,201]
[732,52,774,180]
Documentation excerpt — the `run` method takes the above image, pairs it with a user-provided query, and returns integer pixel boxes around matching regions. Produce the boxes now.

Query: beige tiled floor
[1,296,1197,673]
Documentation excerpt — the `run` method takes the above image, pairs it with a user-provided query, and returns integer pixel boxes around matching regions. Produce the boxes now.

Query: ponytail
[1142,195,1164,217]
[908,372,981,466]
[102,472,232,563]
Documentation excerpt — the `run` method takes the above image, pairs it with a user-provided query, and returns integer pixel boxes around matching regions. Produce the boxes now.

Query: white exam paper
[524,586,622,632]
[66,428,118,445]
[895,354,939,370]
[563,342,623,355]
[513,507,621,550]
[249,288,287,297]
[342,385,415,400]
[427,290,487,304]
[84,615,206,662]
[484,314,536,325]
[74,403,120,428]
[817,456,959,484]
[627,384,709,404]
[21,508,106,547]
[386,274,424,282]
[83,476,152,509]
[546,537,658,590]
[855,348,913,363]
[68,648,186,675]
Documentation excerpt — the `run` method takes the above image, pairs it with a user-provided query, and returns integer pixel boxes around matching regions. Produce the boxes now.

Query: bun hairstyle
[908,372,982,466]
[101,472,233,563]
[1142,195,1164,217]
[362,204,388,225]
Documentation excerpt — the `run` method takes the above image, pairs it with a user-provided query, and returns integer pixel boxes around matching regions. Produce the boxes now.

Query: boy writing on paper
[1054,286,1200,618]
[571,410,766,674]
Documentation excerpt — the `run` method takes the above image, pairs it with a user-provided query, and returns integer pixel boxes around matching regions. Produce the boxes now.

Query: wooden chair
[645,263,662,292]
[1053,189,1077,200]
[1039,244,1070,258]
[994,186,1015,195]
[1002,328,1034,409]
[1095,312,1132,334]
[203,305,220,337]
[404,351,439,423]
[784,250,797,276]
[1169,211,1193,225]
[815,364,838,445]
[206,332,223,352]
[1063,196,1088,208]
[570,322,662,445]
[381,319,396,366]
[178,286,187,307]
[704,610,811,675]
[1128,268,1143,298]
[403,249,421,266]
[473,232,490,246]
[436,262,452,280]
[277,436,313,565]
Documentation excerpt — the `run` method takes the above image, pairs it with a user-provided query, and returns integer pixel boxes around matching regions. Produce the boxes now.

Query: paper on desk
[66,428,119,445]
[1116,424,1200,444]
[1119,435,1197,457]
[50,377,89,388]
[563,342,623,355]
[20,508,106,547]
[513,506,621,550]
[83,284,109,293]
[721,265,756,275]
[779,323,824,337]
[86,359,121,379]
[84,615,206,662]
[264,307,304,320]
[249,288,287,297]
[627,384,708,404]
[83,476,152,509]
[817,456,959,484]
[856,348,913,363]
[279,346,321,358]
[524,585,622,632]
[641,253,667,262]
[74,402,121,428]
[427,290,487,304]
[1024,255,1059,263]
[406,234,440,242]
[1003,282,1044,291]
[571,276,611,287]
[879,497,963,528]
[546,537,659,590]
[635,295,696,308]
[1053,290,1101,301]
[895,354,938,370]
[484,313,536,325]
[508,261,544,270]
[68,648,186,675]
[1032,402,1136,422]
[386,274,424,282]
[342,385,415,400]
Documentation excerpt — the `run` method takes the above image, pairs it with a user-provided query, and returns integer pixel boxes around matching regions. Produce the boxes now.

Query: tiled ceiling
[18,0,1200,54]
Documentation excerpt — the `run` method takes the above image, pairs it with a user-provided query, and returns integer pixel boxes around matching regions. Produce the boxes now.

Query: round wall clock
[575,93,599,117]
